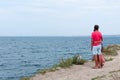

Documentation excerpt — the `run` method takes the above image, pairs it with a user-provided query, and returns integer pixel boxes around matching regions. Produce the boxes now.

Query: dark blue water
[0,36,120,80]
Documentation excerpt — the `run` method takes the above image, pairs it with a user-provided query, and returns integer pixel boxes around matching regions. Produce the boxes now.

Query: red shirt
[91,31,103,46]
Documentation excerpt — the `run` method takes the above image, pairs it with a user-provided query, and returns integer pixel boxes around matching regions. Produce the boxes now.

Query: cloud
[0,0,120,21]
[0,0,120,36]
[1,0,120,15]
[0,8,13,20]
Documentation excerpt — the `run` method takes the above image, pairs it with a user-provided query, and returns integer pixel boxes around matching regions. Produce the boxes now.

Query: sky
[0,0,120,36]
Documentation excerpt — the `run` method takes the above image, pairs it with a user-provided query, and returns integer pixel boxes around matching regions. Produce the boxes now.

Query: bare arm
[91,39,93,51]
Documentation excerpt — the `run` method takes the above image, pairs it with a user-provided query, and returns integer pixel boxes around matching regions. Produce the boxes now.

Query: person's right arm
[91,39,93,51]
[91,33,93,51]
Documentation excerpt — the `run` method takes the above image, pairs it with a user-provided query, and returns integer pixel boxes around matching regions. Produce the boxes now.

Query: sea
[0,36,120,80]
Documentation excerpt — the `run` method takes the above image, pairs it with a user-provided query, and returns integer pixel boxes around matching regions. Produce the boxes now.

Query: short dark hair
[94,25,99,31]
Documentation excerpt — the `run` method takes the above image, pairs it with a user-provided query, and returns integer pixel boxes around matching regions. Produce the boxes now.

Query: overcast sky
[0,0,120,36]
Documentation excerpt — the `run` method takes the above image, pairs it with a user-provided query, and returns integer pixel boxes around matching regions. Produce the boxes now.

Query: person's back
[91,30,103,46]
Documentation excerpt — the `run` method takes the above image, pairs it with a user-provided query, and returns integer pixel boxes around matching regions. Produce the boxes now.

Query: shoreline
[23,45,120,80]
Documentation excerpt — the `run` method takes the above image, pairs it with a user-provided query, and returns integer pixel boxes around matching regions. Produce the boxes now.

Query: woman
[91,25,104,69]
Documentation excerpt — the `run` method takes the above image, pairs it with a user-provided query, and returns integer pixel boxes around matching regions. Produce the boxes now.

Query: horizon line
[0,34,120,37]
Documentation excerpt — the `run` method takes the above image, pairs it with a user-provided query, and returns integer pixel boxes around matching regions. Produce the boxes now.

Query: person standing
[91,25,103,69]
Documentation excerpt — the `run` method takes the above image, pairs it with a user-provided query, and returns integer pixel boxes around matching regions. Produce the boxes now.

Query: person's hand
[91,46,93,51]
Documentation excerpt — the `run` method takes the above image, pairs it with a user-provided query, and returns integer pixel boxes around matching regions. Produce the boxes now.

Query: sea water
[0,36,120,80]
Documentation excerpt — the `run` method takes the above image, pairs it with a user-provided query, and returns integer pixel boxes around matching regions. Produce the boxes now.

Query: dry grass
[36,55,87,75]
[103,45,120,56]
[91,70,120,80]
